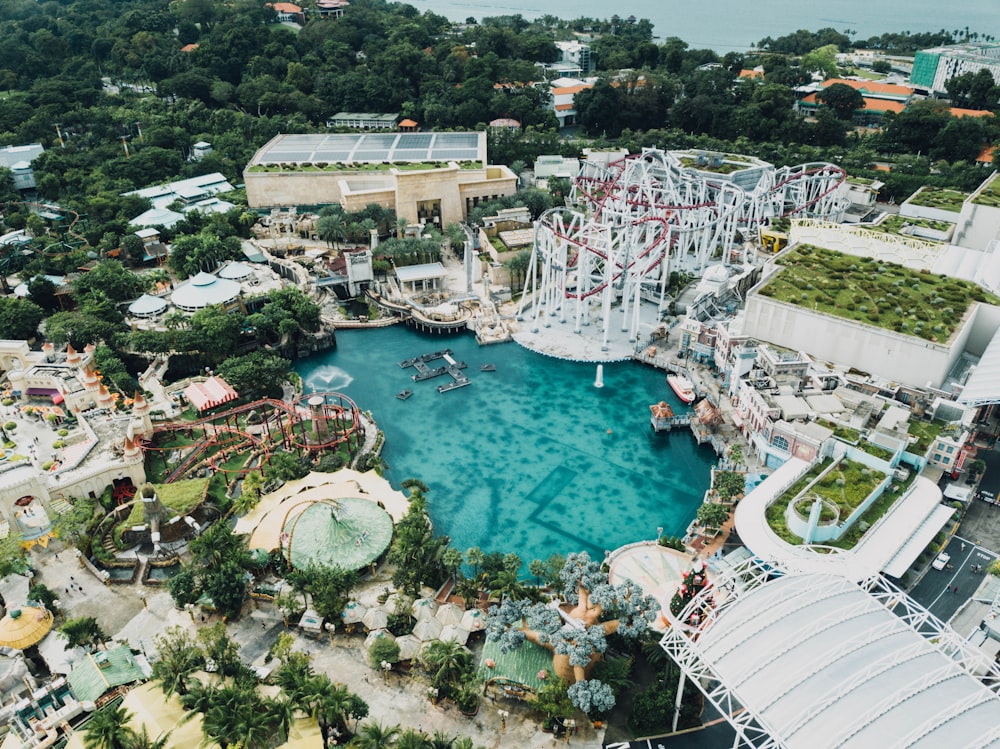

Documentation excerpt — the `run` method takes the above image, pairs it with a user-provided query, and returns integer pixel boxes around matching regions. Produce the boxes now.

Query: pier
[399,350,472,393]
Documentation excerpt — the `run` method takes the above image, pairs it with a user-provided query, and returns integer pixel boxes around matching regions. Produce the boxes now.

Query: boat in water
[667,374,696,404]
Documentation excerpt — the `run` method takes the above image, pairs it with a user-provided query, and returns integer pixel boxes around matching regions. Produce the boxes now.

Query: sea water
[297,327,715,566]
[407,0,998,53]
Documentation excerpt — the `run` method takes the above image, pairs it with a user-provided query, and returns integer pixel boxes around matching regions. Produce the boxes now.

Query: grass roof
[479,637,552,693]
[123,478,210,526]
[906,186,968,212]
[973,173,1000,207]
[757,245,1000,342]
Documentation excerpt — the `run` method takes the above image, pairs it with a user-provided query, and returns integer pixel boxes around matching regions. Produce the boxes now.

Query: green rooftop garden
[810,459,883,515]
[907,418,946,454]
[871,214,953,239]
[758,245,1000,341]
[906,186,968,212]
[678,156,744,174]
[973,174,1000,207]
[765,458,912,550]
[818,419,861,444]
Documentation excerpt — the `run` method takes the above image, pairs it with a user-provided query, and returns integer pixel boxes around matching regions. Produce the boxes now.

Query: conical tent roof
[0,606,53,649]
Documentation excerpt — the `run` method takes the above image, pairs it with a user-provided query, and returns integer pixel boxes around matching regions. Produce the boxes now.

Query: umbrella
[0,606,53,650]
[340,601,368,626]
[435,603,464,626]
[411,598,439,620]
[439,624,470,646]
[381,592,408,616]
[362,608,388,631]
[364,629,396,650]
[395,634,421,661]
[460,608,487,632]
[412,616,442,641]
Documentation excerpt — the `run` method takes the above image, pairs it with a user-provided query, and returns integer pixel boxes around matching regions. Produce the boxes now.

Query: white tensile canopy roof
[694,573,1000,748]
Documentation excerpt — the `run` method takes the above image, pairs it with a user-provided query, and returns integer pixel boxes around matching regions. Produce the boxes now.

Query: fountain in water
[594,364,604,388]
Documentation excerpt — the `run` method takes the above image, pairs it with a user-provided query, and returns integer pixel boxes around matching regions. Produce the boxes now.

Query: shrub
[58,429,68,437]
[4,422,15,431]
[368,636,400,669]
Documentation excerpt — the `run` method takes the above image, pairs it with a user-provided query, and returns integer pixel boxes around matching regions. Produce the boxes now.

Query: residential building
[795,78,915,127]
[548,77,596,128]
[124,172,236,228]
[315,0,348,17]
[269,2,304,22]
[553,40,593,75]
[911,43,1000,95]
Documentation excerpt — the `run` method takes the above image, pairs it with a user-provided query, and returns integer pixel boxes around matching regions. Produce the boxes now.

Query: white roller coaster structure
[518,149,848,352]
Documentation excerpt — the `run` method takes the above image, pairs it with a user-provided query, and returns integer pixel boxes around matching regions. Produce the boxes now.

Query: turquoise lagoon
[297,327,715,565]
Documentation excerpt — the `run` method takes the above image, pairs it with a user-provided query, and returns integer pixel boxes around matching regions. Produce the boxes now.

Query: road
[909,535,996,621]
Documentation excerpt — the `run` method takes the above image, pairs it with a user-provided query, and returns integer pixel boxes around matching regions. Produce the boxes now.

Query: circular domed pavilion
[284,498,393,570]
[217,262,254,281]
[170,272,241,312]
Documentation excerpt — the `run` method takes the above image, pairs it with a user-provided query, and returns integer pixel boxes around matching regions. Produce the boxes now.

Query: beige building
[244,132,517,227]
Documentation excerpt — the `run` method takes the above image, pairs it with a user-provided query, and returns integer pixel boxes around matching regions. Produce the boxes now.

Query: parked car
[933,553,951,571]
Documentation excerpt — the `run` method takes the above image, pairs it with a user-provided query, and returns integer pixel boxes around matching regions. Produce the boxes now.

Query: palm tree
[528,559,546,587]
[83,703,134,749]
[317,214,348,248]
[122,726,171,749]
[490,569,528,602]
[465,547,484,579]
[395,729,432,749]
[349,721,400,749]
[419,640,472,690]
[428,732,455,749]
[151,632,204,696]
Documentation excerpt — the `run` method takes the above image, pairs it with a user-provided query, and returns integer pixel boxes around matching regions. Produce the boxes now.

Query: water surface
[297,327,715,566]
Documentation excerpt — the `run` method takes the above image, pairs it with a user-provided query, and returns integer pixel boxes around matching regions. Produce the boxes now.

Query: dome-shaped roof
[128,294,168,318]
[0,606,53,649]
[171,273,241,312]
[286,498,393,571]
[218,262,254,280]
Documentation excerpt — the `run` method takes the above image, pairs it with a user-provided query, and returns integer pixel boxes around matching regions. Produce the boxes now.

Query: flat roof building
[911,42,1000,95]
[244,132,517,226]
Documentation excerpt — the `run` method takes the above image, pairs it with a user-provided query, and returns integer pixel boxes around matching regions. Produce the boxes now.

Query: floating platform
[480,363,496,372]
[396,390,413,400]
[401,350,472,393]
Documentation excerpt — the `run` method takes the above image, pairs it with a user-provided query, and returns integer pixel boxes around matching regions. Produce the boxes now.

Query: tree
[567,679,616,718]
[388,486,449,596]
[350,722,401,749]
[74,260,145,303]
[152,626,204,696]
[419,639,472,691]
[696,502,730,528]
[486,552,658,713]
[800,44,840,80]
[816,83,865,120]
[0,296,43,340]
[368,637,401,670]
[27,275,59,312]
[217,351,291,400]
[83,703,134,749]
[59,616,106,651]
[266,450,311,482]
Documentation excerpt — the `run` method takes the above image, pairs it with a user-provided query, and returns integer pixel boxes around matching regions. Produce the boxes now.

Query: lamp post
[381,660,391,684]
[498,708,509,734]
[656,526,663,542]
[137,590,147,610]
[324,621,336,644]
[428,686,439,705]
[184,603,195,622]
[565,718,575,744]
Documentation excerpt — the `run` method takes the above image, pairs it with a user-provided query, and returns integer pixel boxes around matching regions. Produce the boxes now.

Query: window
[772,435,789,452]
[946,446,954,454]
[933,453,942,463]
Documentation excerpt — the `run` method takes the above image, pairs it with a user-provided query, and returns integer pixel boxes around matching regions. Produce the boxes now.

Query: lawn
[678,156,745,174]
[906,186,968,212]
[758,245,1000,341]
[122,478,210,525]
[973,173,1000,207]
[871,214,953,239]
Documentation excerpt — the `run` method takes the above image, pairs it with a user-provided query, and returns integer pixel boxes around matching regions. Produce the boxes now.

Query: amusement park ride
[517,149,848,353]
[142,392,363,485]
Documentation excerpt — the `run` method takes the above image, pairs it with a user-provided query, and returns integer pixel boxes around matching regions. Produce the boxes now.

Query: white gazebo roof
[170,272,241,311]
[693,573,1000,749]
[218,261,254,280]
[129,207,185,229]
[127,294,168,318]
[395,262,447,283]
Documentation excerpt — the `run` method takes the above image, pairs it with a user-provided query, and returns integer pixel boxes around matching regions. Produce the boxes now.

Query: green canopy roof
[287,498,393,571]
[479,637,552,694]
[67,645,146,703]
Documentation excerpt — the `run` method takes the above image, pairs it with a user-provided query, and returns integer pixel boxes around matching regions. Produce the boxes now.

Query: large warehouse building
[244,132,517,226]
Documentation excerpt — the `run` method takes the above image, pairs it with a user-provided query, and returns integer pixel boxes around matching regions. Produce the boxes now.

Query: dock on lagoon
[399,349,472,393]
